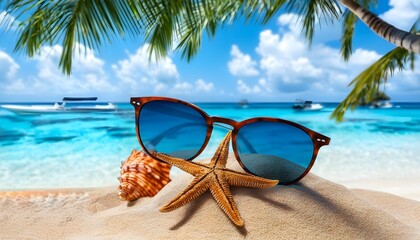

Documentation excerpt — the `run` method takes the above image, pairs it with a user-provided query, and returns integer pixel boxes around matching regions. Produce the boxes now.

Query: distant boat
[292,99,324,111]
[237,99,249,108]
[1,97,117,114]
[369,101,393,109]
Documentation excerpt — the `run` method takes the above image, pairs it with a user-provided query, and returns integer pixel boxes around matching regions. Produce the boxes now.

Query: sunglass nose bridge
[211,116,237,131]
[214,122,234,131]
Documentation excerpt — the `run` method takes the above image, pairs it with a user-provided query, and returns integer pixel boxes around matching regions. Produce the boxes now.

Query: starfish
[155,131,279,227]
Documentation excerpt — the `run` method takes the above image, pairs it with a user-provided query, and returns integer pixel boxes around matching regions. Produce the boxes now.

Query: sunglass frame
[131,96,330,185]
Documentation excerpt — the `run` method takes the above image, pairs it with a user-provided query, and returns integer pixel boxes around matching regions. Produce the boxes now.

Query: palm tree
[2,0,419,121]
[340,0,419,54]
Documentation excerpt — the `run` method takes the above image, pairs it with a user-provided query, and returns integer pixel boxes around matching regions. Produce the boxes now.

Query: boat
[292,99,324,111]
[237,99,249,108]
[370,101,393,109]
[1,97,117,114]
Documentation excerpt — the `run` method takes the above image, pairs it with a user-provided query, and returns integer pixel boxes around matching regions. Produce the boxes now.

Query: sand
[341,178,420,202]
[1,156,419,239]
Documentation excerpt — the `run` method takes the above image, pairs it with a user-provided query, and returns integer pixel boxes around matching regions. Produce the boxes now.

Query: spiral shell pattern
[118,150,171,201]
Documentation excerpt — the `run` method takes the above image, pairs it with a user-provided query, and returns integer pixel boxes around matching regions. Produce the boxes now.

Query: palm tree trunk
[340,0,419,54]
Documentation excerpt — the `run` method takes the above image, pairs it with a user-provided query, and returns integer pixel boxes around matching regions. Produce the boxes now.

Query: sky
[0,0,419,103]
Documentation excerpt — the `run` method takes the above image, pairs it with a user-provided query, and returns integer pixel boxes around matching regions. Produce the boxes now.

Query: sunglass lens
[139,100,208,160]
[236,121,314,183]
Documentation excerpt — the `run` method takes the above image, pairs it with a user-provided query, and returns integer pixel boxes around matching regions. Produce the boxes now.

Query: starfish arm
[157,131,278,227]
[160,173,210,212]
[210,131,231,168]
[223,169,279,188]
[209,173,244,227]
[155,152,207,176]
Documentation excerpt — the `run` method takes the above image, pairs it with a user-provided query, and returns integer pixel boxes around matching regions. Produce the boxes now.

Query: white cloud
[256,29,324,92]
[171,79,215,94]
[5,79,25,92]
[277,12,342,43]
[0,51,24,98]
[387,57,420,93]
[36,44,112,92]
[173,81,192,92]
[258,78,272,93]
[228,45,259,77]
[0,50,19,80]
[262,26,389,95]
[237,79,261,94]
[2,44,114,95]
[228,13,420,101]
[278,13,301,36]
[0,11,19,31]
[236,78,271,94]
[347,49,382,66]
[112,44,180,93]
[1,43,216,101]
[195,79,214,92]
[113,44,215,95]
[379,0,420,30]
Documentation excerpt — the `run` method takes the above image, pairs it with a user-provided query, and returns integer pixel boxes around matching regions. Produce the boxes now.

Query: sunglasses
[131,96,330,184]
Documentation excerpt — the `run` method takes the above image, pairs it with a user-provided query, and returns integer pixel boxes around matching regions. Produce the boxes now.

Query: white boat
[292,100,324,111]
[370,101,393,109]
[237,99,249,108]
[1,97,117,114]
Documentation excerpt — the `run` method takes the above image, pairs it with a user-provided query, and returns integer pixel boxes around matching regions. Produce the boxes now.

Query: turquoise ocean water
[0,102,419,189]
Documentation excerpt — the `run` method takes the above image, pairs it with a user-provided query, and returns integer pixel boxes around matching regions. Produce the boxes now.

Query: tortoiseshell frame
[131,96,331,185]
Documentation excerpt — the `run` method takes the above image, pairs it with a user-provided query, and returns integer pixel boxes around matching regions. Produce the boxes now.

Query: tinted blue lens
[236,121,314,183]
[139,101,208,160]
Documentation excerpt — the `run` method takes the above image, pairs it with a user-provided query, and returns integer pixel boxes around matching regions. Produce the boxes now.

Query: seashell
[118,150,171,201]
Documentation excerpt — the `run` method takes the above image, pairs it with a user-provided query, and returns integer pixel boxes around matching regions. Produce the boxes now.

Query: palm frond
[146,0,344,61]
[6,0,143,74]
[330,47,414,121]
[340,10,357,60]
[286,0,342,45]
[332,20,418,121]
[142,0,290,61]
[5,0,353,73]
[339,0,377,60]
[408,18,418,70]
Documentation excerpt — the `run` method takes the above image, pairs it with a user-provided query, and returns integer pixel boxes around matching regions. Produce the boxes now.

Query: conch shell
[118,150,171,201]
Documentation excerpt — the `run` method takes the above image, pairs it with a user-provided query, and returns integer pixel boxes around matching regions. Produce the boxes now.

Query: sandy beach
[340,178,420,202]
[1,156,419,239]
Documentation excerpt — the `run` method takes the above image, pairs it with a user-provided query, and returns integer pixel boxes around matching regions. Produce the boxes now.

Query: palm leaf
[332,21,418,121]
[6,0,347,73]
[6,0,144,74]
[286,0,342,45]
[144,0,282,61]
[330,47,415,121]
[340,9,357,61]
[339,0,377,61]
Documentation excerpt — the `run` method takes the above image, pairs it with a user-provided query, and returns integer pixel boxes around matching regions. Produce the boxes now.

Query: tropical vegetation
[359,90,390,106]
[2,0,419,121]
